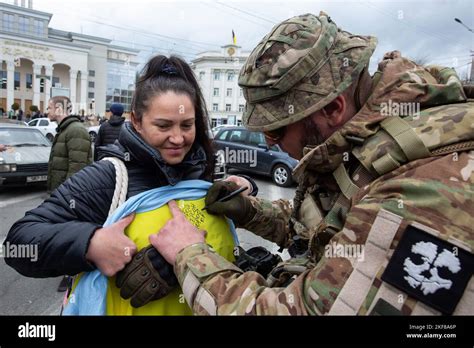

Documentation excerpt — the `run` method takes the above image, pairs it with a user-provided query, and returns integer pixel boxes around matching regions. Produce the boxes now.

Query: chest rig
[288,100,474,262]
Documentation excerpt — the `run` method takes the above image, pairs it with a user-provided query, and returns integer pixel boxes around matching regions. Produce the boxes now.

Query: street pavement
[0,185,65,315]
[0,176,295,315]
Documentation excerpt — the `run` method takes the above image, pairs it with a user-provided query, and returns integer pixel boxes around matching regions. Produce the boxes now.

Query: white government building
[192,44,250,128]
[0,0,139,116]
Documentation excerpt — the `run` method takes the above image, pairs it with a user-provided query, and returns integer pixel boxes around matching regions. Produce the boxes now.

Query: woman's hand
[86,214,137,277]
[149,200,205,265]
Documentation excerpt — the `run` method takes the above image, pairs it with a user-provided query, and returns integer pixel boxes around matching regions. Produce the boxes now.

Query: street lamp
[454,18,474,33]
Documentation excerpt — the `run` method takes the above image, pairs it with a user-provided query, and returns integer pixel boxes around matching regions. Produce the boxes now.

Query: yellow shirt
[105,198,236,315]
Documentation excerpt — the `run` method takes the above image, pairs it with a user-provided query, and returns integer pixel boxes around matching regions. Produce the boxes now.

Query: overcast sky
[4,0,473,78]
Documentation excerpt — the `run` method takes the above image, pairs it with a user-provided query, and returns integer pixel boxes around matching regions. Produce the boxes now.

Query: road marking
[0,192,46,208]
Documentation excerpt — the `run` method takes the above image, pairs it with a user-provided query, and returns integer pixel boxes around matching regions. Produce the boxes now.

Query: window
[228,115,236,125]
[226,88,232,97]
[0,71,6,89]
[88,81,95,88]
[39,119,49,126]
[211,118,218,128]
[213,88,219,97]
[229,130,247,143]
[88,92,95,99]
[225,104,231,112]
[14,72,20,90]
[3,13,14,32]
[239,104,245,112]
[52,77,60,87]
[248,132,265,146]
[214,71,220,80]
[227,72,234,81]
[40,78,44,93]
[217,130,229,141]
[34,20,44,36]
[26,73,33,89]
[28,119,38,126]
[212,103,218,112]
[89,70,95,77]
[199,71,205,80]
[19,16,28,34]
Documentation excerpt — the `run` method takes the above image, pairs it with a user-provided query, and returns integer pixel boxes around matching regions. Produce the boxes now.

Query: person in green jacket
[46,96,92,194]
[46,96,92,292]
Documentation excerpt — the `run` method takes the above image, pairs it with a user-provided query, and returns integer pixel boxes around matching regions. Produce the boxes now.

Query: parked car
[213,126,298,187]
[0,124,51,187]
[88,125,100,142]
[211,124,234,137]
[0,119,28,126]
[27,118,57,142]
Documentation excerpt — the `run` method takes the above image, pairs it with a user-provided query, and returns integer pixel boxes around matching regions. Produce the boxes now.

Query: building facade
[0,1,139,117]
[192,44,249,128]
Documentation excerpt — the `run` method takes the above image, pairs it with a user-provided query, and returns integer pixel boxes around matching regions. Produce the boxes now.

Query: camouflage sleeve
[240,196,293,248]
[176,243,311,315]
[174,151,474,316]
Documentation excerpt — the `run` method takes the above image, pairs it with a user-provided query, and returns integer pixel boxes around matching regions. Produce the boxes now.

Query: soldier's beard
[302,117,325,148]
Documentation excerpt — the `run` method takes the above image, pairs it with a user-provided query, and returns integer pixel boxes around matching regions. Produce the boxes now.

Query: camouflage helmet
[238,12,377,131]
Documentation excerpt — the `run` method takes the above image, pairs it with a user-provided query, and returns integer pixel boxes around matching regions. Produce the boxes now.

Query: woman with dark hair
[4,55,257,315]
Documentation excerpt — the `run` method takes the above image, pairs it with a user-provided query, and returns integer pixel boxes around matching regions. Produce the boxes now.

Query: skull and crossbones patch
[382,224,473,314]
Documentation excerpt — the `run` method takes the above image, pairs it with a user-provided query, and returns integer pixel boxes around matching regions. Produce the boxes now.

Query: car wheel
[46,133,54,142]
[89,131,97,142]
[272,164,292,187]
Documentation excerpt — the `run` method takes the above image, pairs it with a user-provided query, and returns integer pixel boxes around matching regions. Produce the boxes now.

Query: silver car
[0,124,51,187]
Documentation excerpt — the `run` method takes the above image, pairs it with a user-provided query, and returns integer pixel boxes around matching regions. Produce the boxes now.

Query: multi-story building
[0,0,139,116]
[192,44,249,127]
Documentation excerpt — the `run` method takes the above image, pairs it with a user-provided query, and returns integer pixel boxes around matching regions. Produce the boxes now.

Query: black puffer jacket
[94,115,126,160]
[5,122,210,278]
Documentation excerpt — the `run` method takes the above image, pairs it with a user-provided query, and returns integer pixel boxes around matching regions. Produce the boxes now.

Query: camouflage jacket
[174,53,474,315]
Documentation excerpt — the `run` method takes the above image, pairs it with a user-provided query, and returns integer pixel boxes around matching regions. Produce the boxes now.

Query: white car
[28,118,57,142]
[88,125,100,142]
[0,124,51,187]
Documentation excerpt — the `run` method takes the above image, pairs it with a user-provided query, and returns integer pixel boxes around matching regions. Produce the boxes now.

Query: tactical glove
[115,245,178,308]
[205,181,256,226]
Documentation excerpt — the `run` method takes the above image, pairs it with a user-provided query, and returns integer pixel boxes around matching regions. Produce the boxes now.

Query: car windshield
[0,128,50,146]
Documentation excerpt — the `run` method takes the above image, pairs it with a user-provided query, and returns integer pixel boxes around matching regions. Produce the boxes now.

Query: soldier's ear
[322,95,347,128]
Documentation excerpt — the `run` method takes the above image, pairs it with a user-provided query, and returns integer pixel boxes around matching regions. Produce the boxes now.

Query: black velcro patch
[381,224,473,315]
[369,298,402,316]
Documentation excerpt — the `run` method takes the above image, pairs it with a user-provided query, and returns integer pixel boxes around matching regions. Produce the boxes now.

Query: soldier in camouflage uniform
[150,12,474,315]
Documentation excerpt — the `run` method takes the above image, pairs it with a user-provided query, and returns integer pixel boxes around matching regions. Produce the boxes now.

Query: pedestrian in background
[94,103,126,160]
[46,95,92,292]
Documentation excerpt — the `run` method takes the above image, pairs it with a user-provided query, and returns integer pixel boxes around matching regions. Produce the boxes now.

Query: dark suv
[213,126,298,187]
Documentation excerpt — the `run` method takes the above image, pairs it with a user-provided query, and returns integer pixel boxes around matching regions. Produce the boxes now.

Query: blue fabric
[63,179,238,315]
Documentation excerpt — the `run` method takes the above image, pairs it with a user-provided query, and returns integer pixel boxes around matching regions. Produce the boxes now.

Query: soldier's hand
[224,175,252,195]
[115,245,178,308]
[205,181,256,226]
[86,214,137,277]
[149,200,206,265]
